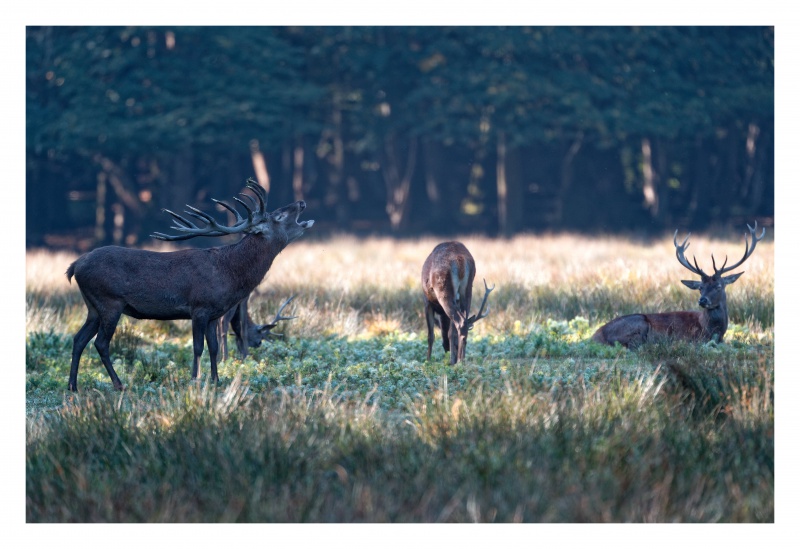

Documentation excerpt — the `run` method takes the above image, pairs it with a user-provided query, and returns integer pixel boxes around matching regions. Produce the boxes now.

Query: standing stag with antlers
[65,179,314,391]
[591,222,765,348]
[422,241,494,364]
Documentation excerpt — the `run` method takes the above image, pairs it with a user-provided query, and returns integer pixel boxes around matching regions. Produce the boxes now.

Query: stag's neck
[700,302,729,342]
[224,232,288,291]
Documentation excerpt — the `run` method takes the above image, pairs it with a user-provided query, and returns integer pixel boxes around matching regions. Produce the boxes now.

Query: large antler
[257,295,298,338]
[466,279,495,330]
[711,221,766,276]
[152,178,269,241]
[673,229,710,278]
[674,221,766,279]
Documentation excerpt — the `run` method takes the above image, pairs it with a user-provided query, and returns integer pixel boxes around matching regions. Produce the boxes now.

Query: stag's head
[266,200,314,244]
[249,296,297,347]
[151,178,313,243]
[673,222,765,310]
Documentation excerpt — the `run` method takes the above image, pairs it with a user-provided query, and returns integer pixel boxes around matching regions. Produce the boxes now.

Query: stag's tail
[66,262,76,283]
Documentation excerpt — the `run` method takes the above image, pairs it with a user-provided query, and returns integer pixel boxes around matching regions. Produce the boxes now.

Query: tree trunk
[323,103,349,225]
[641,137,658,217]
[557,132,584,228]
[292,137,305,202]
[382,134,418,232]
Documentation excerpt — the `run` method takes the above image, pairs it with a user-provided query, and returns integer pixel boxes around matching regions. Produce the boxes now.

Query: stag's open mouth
[295,201,314,229]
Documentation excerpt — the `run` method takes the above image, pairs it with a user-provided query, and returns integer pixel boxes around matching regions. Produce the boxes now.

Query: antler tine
[711,254,728,274]
[162,208,201,230]
[212,199,244,224]
[238,192,259,211]
[673,229,708,278]
[467,279,495,329]
[245,178,268,213]
[272,295,298,323]
[233,196,256,221]
[714,221,766,275]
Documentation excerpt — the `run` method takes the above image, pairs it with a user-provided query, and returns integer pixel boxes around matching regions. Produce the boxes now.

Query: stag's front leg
[448,320,460,365]
[439,313,451,354]
[205,318,220,382]
[190,317,207,380]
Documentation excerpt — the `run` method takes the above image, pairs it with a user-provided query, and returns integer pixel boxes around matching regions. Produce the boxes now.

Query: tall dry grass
[27,231,773,339]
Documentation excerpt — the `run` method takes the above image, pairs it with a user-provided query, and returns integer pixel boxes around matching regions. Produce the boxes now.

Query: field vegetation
[25,232,774,522]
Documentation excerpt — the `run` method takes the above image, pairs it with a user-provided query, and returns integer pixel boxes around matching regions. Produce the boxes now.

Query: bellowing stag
[592,222,765,348]
[422,241,493,364]
[65,179,313,391]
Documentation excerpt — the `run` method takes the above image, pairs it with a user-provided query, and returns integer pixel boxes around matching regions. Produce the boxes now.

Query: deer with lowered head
[218,294,297,361]
[591,222,765,348]
[422,241,494,364]
[65,179,313,391]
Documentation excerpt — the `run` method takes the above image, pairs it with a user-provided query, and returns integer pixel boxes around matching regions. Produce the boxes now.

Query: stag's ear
[721,272,744,286]
[681,279,703,290]
[249,221,273,235]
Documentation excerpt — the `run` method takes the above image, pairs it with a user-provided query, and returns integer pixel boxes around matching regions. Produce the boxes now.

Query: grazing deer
[218,294,297,360]
[422,241,494,364]
[591,222,765,348]
[65,179,313,391]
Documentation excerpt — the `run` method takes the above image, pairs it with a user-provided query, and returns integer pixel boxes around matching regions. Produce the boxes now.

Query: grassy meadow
[25,232,774,522]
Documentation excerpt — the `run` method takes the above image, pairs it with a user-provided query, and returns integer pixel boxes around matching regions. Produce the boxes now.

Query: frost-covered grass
[25,232,774,522]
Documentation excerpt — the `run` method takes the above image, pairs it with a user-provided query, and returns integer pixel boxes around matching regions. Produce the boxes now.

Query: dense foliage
[27,26,773,247]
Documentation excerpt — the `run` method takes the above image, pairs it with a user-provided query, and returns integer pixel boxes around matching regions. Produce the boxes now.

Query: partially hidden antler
[466,279,495,330]
[152,178,269,241]
[258,295,298,338]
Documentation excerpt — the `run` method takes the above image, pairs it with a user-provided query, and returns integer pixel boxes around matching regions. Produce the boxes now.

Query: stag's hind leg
[93,306,125,391]
[68,309,101,391]
[424,302,437,361]
[592,314,650,349]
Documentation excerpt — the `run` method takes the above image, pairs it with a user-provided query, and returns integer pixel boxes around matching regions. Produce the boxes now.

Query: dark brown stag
[218,295,297,361]
[592,222,765,348]
[65,179,313,391]
[422,241,493,364]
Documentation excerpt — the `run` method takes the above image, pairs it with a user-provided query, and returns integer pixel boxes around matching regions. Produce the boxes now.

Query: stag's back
[421,241,476,314]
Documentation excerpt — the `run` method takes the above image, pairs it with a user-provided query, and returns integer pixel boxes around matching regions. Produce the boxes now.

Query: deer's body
[422,241,493,364]
[66,179,312,391]
[591,311,713,348]
[69,236,279,322]
[591,222,762,349]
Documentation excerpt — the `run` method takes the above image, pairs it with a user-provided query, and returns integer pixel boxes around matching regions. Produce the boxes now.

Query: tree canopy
[26,26,774,248]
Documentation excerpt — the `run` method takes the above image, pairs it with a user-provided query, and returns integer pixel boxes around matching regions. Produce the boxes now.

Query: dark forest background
[26,26,774,250]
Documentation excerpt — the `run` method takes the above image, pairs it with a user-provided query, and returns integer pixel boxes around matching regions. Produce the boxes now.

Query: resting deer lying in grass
[592,222,765,349]
[422,241,493,364]
[65,179,313,391]
[218,294,297,360]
